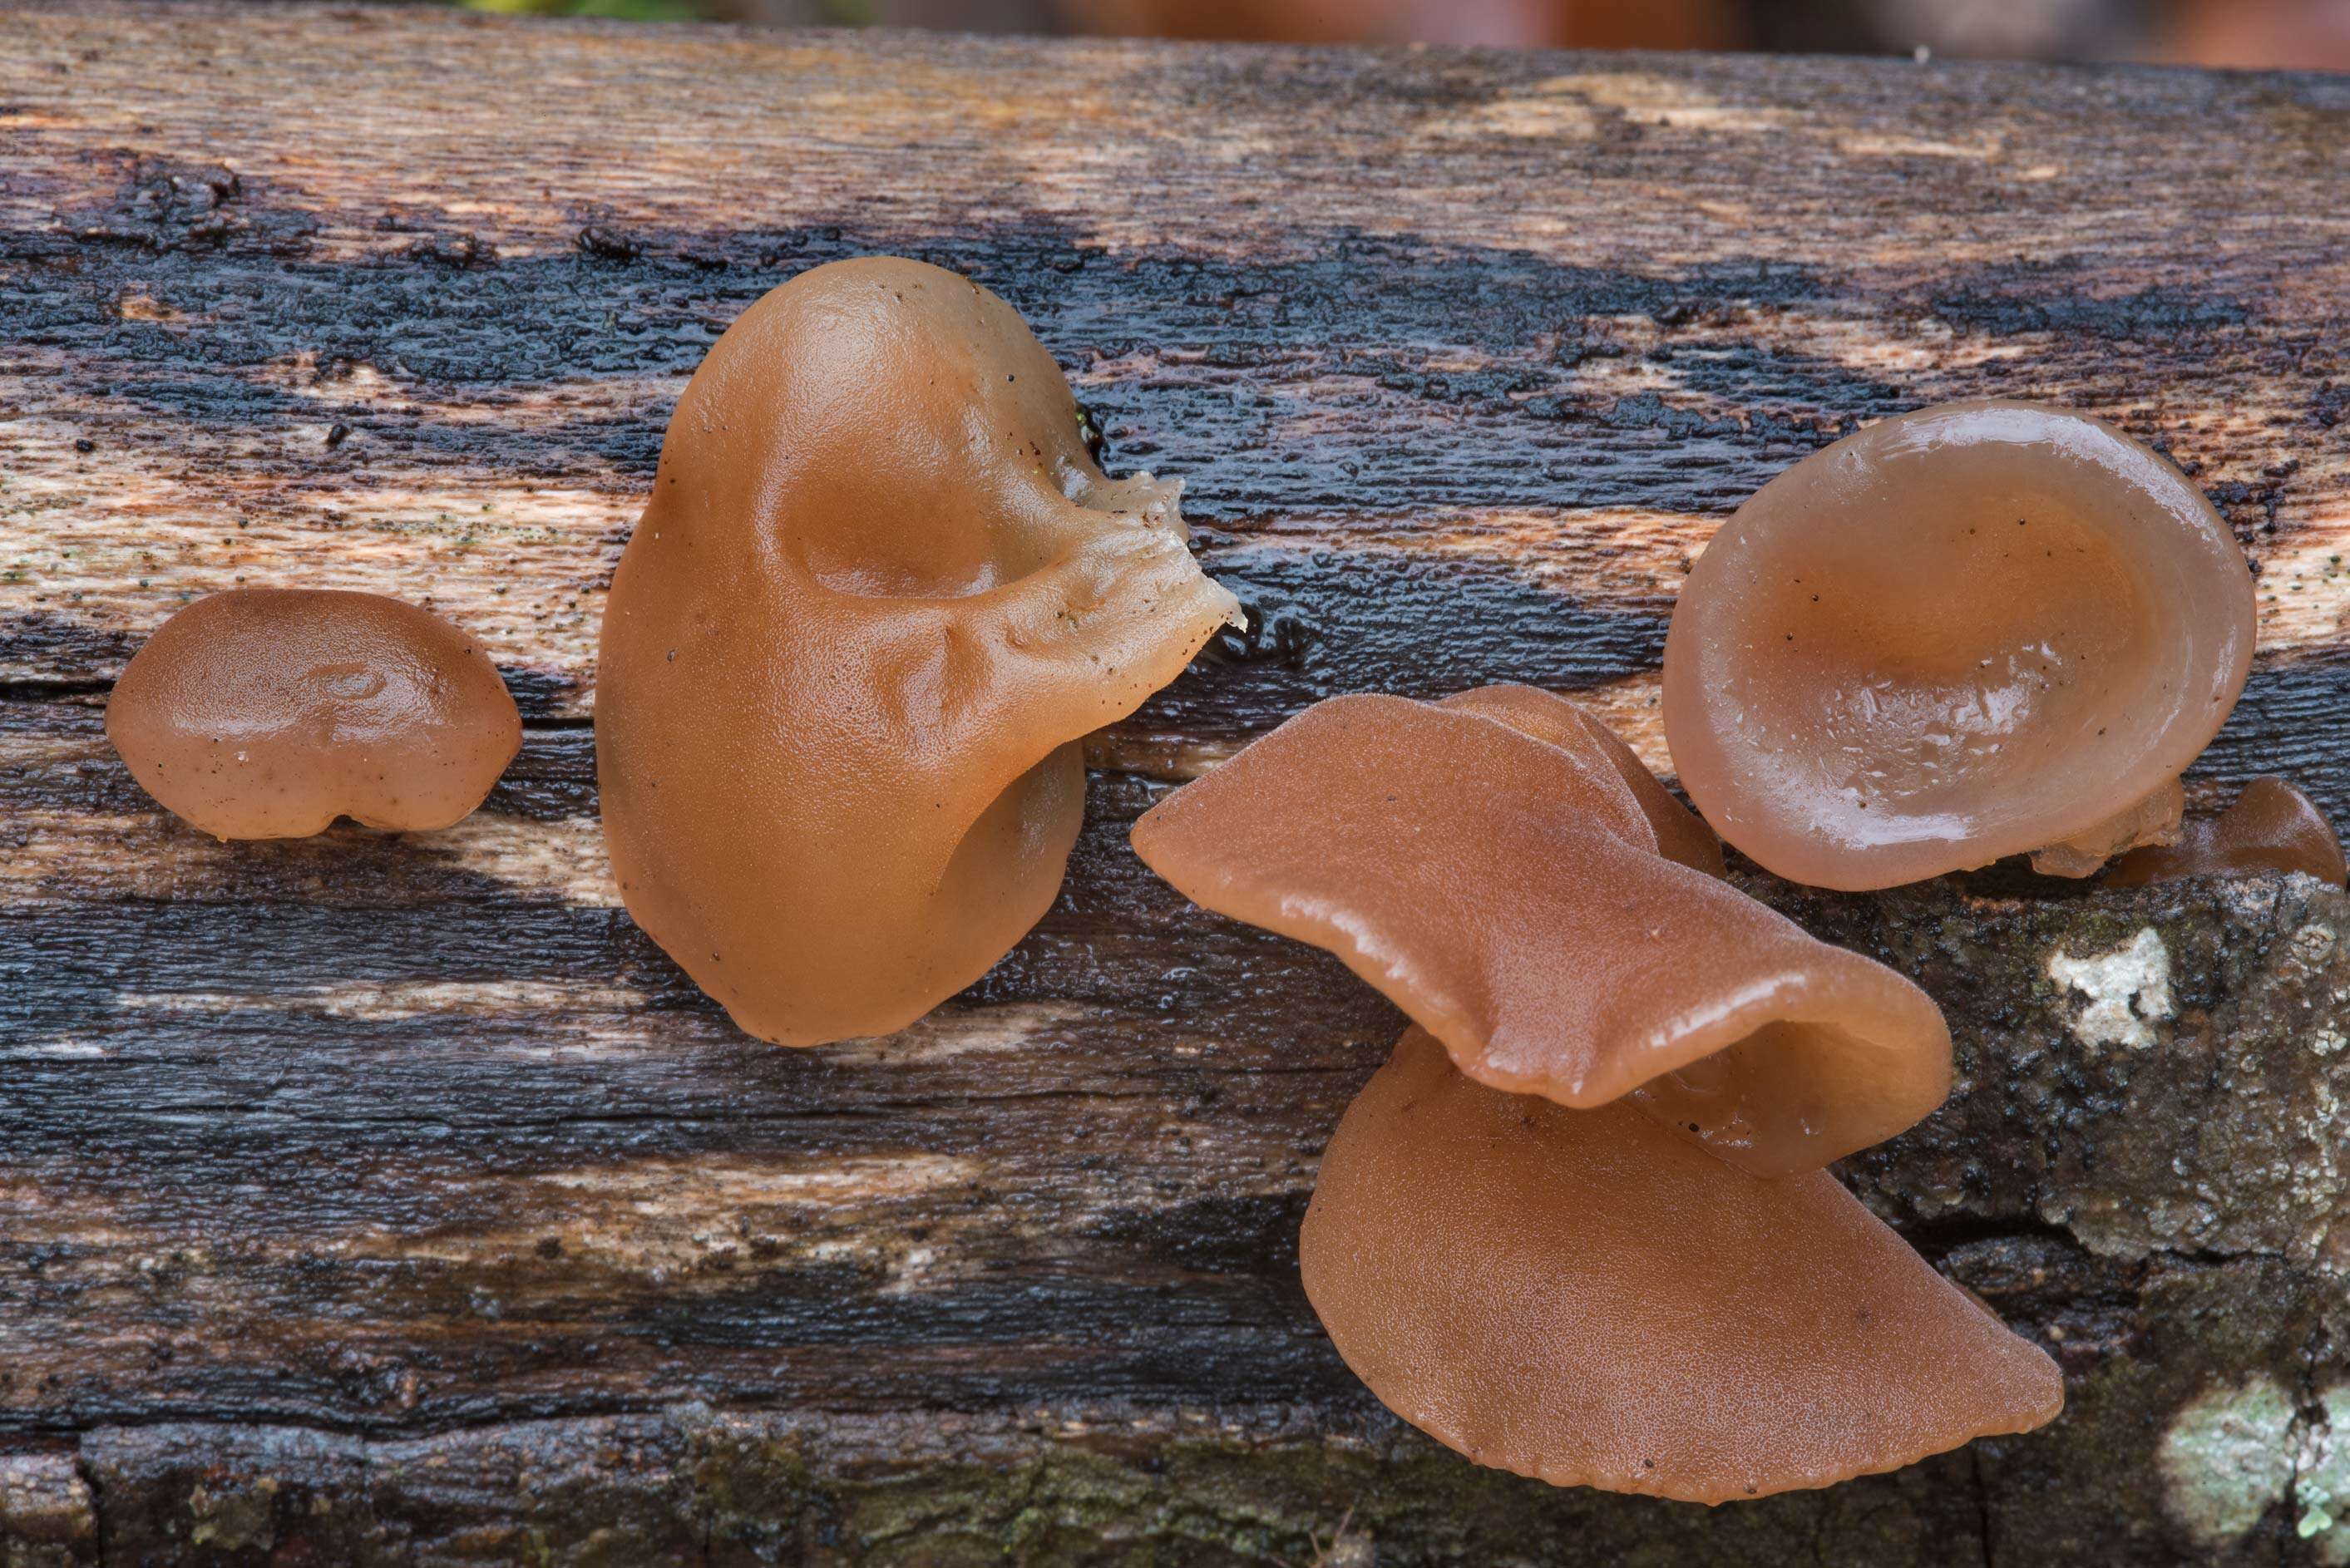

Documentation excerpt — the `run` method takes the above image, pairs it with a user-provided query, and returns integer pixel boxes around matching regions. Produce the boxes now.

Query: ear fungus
[1301,1028,2065,1504]
[2106,777,2346,886]
[596,257,1242,1047]
[1436,683,1725,875]
[1129,687,1950,1175]
[1662,401,2255,890]
[105,589,520,840]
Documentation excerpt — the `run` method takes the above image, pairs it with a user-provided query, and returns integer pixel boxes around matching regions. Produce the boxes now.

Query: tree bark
[2,6,2348,1561]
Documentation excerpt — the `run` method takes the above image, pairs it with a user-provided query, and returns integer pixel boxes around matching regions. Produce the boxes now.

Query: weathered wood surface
[2,6,2350,1562]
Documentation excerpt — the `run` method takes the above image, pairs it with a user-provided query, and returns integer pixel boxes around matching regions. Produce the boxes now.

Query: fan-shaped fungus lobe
[1663,402,2255,890]
[597,257,1241,1047]
[106,589,521,840]
[2106,777,2346,886]
[1436,683,1724,875]
[1130,687,1949,1174]
[1301,1028,2065,1503]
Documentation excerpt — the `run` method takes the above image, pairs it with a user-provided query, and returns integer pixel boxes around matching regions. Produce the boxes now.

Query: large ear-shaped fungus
[1129,688,1949,1174]
[1301,1028,2065,1502]
[2106,777,2346,886]
[106,589,520,840]
[1662,401,2254,890]
[597,257,1242,1047]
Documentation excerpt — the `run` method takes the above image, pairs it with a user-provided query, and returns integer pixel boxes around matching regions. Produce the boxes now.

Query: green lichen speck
[2295,1387,2350,1565]
[2157,1377,2295,1549]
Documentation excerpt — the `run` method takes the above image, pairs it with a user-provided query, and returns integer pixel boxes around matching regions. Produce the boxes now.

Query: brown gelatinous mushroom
[1130,688,1949,1174]
[1300,1028,2065,1503]
[1663,401,2255,890]
[598,257,1242,1048]
[1437,683,1724,875]
[2106,777,2347,886]
[105,589,521,840]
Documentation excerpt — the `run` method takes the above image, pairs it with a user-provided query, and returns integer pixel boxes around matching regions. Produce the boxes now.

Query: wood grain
[2,6,2350,1563]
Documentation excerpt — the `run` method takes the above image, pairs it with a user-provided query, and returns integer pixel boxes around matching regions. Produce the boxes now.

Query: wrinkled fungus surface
[598,257,1241,1047]
[1664,401,2254,890]
[1131,688,1949,1174]
[106,589,520,839]
[1300,1028,2066,1503]
[2107,777,2346,886]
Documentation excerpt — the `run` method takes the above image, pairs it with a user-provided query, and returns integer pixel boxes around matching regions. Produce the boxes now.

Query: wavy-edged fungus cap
[598,257,1242,1048]
[1663,401,2254,890]
[2107,777,2346,886]
[1301,1028,2065,1502]
[106,589,521,840]
[1130,688,1949,1174]
[1438,683,1723,876]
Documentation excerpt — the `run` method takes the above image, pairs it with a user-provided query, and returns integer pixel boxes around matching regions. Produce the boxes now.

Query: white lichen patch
[2159,1376,2297,1548]
[2295,1387,2350,1561]
[2048,926,2175,1051]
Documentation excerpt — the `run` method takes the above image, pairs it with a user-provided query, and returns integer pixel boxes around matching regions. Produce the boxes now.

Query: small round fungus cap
[106,589,521,840]
[1663,401,2255,890]
[1130,688,1950,1175]
[2106,777,2346,886]
[598,257,1242,1048]
[1300,1028,2066,1503]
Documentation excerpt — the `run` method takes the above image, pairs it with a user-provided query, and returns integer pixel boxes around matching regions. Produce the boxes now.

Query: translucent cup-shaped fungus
[1301,1029,2065,1503]
[2106,777,2346,886]
[1663,402,2255,890]
[598,257,1242,1047]
[106,589,520,839]
[1130,688,1950,1175]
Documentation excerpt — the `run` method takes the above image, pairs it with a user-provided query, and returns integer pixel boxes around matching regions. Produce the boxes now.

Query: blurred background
[457,0,2350,71]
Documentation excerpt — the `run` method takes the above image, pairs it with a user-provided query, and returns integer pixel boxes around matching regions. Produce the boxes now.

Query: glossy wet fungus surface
[2106,775,2347,886]
[597,256,1241,1047]
[1300,1029,2064,1506]
[106,588,520,839]
[1663,401,2256,890]
[1438,683,1725,877]
[1131,686,1951,1177]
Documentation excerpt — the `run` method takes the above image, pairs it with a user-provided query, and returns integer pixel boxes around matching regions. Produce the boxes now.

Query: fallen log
[2,6,2348,1561]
